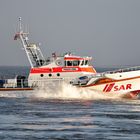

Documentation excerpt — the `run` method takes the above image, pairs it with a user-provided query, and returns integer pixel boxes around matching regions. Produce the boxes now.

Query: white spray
[33,83,122,100]
[0,83,133,100]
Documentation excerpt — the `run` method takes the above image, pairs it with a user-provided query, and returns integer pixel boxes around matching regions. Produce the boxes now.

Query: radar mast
[14,17,45,68]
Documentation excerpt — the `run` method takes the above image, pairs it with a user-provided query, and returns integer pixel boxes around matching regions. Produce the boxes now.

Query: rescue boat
[13,18,96,89]
[70,67,140,98]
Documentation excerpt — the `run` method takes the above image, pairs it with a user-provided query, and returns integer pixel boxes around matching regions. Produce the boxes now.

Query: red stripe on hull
[103,84,109,92]
[64,57,83,60]
[105,83,115,92]
[30,67,95,74]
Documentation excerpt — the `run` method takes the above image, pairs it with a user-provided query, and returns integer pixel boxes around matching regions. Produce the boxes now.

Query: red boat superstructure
[29,55,95,78]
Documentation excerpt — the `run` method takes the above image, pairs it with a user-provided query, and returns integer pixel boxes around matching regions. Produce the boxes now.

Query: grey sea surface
[0,66,139,140]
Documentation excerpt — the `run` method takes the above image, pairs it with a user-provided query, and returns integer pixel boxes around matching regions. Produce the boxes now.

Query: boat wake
[33,83,128,100]
[0,83,138,100]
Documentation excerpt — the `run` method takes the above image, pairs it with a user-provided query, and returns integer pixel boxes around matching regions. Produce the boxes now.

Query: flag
[14,33,20,40]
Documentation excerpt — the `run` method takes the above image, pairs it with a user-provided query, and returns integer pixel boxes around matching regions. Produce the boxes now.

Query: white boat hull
[71,68,140,98]
[86,77,140,94]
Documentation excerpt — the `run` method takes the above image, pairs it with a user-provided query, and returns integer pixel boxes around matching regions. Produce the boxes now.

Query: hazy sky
[0,0,140,67]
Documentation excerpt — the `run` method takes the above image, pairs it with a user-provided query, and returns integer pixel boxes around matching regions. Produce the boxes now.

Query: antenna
[19,17,22,32]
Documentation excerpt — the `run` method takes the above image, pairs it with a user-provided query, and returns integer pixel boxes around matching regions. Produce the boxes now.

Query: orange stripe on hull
[80,67,96,73]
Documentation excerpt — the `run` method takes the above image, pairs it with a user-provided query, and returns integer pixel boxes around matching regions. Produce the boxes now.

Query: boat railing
[1,78,30,89]
[102,66,140,75]
[0,77,75,89]
[28,78,65,88]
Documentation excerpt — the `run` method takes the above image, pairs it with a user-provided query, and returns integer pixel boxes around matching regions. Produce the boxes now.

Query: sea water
[0,66,139,140]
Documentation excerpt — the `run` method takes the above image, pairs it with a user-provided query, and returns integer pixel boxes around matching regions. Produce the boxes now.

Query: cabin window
[40,74,44,77]
[64,61,67,66]
[73,60,80,66]
[48,74,52,77]
[85,60,88,65]
[67,61,72,66]
[85,60,91,66]
[65,60,80,66]
[81,60,84,66]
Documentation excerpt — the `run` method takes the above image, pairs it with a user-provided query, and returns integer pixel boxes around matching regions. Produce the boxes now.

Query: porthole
[57,73,60,76]
[49,73,52,77]
[40,74,44,77]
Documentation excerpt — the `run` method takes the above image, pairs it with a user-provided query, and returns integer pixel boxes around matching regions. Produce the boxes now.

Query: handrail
[103,66,140,74]
[0,77,70,89]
